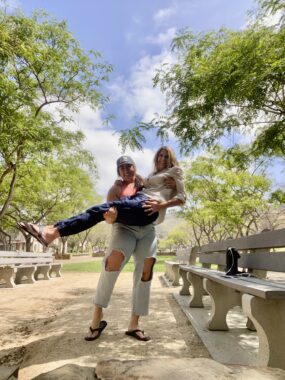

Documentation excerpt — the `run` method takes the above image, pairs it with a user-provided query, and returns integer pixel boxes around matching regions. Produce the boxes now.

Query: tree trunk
[61,236,68,255]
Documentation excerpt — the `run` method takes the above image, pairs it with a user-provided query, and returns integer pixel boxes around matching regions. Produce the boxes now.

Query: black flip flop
[125,329,151,341]
[17,222,48,247]
[85,320,107,341]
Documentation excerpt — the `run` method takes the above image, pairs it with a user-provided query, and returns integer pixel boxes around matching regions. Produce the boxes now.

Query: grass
[62,255,174,273]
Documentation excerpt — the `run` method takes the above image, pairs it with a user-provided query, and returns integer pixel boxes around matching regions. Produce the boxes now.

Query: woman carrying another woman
[18,147,185,245]
[85,147,186,342]
[19,147,186,341]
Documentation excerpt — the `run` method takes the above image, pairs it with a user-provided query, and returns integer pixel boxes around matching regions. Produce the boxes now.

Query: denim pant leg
[112,193,158,226]
[55,203,111,236]
[93,223,137,307]
[55,194,157,236]
[131,224,157,316]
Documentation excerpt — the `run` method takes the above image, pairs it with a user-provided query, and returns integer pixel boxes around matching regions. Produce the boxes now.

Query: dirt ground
[0,258,209,379]
[1,257,285,380]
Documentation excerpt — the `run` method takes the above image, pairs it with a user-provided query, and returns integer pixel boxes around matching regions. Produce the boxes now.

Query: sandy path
[0,271,208,379]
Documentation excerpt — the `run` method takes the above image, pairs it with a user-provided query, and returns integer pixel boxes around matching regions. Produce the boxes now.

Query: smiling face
[156,149,170,172]
[118,163,136,184]
[154,146,178,173]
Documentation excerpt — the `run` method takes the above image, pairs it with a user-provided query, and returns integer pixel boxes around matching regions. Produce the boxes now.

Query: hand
[103,207,118,224]
[142,199,161,215]
[164,176,176,190]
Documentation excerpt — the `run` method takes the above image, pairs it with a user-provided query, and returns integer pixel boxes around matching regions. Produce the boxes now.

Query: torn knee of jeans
[105,250,125,272]
[141,257,156,282]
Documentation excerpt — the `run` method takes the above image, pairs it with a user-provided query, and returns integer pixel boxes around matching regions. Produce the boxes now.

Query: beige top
[143,166,186,225]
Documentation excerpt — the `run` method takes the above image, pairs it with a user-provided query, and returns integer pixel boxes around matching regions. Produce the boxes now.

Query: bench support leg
[164,264,169,279]
[0,267,16,288]
[34,265,51,281]
[50,264,62,278]
[204,279,242,330]
[15,266,36,284]
[242,294,285,369]
[179,269,191,295]
[188,272,205,307]
[172,265,180,286]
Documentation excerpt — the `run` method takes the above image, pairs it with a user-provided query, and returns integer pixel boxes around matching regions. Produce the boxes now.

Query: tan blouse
[143,166,186,224]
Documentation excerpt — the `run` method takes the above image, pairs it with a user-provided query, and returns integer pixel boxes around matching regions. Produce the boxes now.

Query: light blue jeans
[93,222,157,316]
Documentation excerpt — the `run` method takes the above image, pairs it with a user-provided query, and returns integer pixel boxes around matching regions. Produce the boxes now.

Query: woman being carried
[18,147,186,247]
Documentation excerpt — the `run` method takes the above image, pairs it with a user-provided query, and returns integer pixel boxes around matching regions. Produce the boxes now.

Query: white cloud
[261,10,283,27]
[153,6,176,24]
[145,27,176,46]
[73,104,105,130]
[109,50,176,123]
[70,106,156,197]
[244,7,283,30]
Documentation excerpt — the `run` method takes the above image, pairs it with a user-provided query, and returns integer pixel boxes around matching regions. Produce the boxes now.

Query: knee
[141,257,156,282]
[105,250,124,272]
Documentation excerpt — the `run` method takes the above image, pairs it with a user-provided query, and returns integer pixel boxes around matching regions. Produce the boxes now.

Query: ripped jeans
[93,223,157,316]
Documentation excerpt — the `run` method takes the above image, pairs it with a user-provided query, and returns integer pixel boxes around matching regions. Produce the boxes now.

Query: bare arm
[142,197,183,215]
[107,180,122,201]
[104,182,121,223]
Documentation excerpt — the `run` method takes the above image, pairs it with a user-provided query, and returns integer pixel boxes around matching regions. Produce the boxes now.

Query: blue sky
[15,0,259,196]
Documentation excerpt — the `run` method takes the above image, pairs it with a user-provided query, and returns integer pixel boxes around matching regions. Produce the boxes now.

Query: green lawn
[62,255,174,273]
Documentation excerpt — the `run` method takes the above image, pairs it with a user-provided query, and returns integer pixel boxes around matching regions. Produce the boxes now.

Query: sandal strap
[89,326,101,333]
[132,329,144,334]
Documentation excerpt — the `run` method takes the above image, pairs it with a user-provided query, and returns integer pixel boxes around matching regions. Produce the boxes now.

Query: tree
[88,223,112,251]
[182,146,274,243]
[2,152,100,251]
[0,6,111,221]
[119,0,285,157]
[159,224,191,251]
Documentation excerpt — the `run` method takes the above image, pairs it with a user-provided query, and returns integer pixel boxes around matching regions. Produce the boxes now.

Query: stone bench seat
[0,251,62,288]
[164,248,192,286]
[178,228,285,369]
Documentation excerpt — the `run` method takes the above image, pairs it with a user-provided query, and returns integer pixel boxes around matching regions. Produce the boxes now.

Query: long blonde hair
[153,146,179,173]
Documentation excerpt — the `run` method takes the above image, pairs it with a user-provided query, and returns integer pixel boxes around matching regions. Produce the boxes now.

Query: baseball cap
[116,155,135,168]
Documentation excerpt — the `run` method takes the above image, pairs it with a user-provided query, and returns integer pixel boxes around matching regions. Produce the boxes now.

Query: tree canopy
[119,0,285,157]
[181,146,277,244]
[0,7,111,227]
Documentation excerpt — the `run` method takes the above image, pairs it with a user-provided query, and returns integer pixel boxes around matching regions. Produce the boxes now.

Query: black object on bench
[179,228,285,369]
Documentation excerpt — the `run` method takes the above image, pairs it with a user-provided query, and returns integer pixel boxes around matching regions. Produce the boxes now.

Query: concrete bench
[164,248,193,286]
[0,251,62,288]
[179,228,285,369]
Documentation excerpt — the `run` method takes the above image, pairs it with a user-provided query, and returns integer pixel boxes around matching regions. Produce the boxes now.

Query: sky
[13,0,259,196]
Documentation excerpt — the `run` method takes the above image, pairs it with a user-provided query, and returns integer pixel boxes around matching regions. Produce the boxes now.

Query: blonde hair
[153,146,179,172]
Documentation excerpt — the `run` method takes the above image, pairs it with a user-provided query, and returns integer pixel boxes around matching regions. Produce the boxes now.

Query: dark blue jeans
[54,193,158,237]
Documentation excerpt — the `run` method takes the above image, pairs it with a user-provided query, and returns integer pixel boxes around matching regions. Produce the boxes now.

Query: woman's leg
[55,203,112,236]
[85,223,136,340]
[21,194,157,245]
[114,194,158,226]
[127,224,157,340]
[57,194,149,236]
[20,202,113,245]
[85,249,125,340]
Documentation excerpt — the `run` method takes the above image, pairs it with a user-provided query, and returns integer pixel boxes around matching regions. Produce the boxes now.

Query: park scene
[1,0,285,379]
